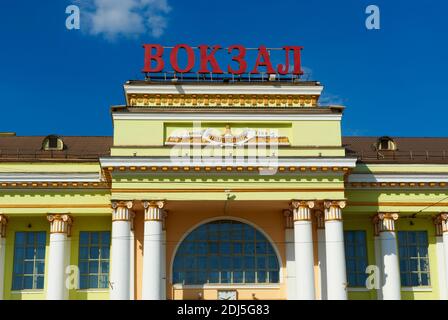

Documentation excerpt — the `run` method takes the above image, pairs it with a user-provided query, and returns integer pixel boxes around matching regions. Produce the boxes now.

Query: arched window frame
[42,135,64,151]
[170,217,282,287]
[377,136,397,151]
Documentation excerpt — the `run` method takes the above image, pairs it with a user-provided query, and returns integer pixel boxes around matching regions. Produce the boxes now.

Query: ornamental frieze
[127,94,317,108]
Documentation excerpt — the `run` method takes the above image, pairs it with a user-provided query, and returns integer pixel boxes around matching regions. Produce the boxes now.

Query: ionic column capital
[111,201,135,222]
[47,214,73,236]
[143,200,165,210]
[0,214,8,238]
[291,200,315,210]
[373,213,399,235]
[434,213,448,236]
[111,200,134,210]
[324,200,346,210]
[143,200,166,221]
[323,201,346,221]
[283,209,294,229]
[291,200,315,221]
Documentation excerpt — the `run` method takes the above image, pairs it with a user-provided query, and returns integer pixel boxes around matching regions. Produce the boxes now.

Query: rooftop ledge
[123,81,324,97]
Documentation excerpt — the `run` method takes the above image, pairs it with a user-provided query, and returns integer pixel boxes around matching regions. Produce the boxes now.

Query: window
[377,136,397,151]
[398,231,430,287]
[173,220,280,285]
[48,136,58,149]
[344,231,368,287]
[12,232,46,290]
[78,231,111,289]
[42,135,64,151]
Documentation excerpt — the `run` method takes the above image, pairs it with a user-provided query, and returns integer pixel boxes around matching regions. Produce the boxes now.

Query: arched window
[377,136,397,151]
[42,135,64,151]
[173,220,280,285]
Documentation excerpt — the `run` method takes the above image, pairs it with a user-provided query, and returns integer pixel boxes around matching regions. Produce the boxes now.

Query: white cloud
[75,0,171,39]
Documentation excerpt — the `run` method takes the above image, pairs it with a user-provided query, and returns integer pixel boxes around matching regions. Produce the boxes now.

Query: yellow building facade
[0,78,447,300]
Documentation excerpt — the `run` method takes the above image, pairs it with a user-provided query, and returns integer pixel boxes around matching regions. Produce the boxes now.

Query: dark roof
[1,135,448,164]
[343,136,448,164]
[0,136,112,161]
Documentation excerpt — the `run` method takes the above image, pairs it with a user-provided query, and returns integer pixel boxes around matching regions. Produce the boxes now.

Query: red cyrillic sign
[142,44,303,75]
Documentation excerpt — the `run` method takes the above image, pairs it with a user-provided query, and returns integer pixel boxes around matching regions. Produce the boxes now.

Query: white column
[324,201,348,300]
[283,210,295,300]
[161,228,167,300]
[434,213,448,299]
[0,215,8,300]
[110,201,134,300]
[291,201,316,300]
[373,213,401,300]
[373,236,384,300]
[46,214,73,300]
[316,210,327,300]
[142,201,165,300]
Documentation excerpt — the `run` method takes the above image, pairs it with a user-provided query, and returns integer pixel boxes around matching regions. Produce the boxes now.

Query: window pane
[35,276,44,289]
[89,275,98,288]
[78,231,111,289]
[344,231,368,287]
[100,232,110,245]
[15,232,25,245]
[36,232,46,246]
[80,232,89,245]
[398,231,430,287]
[12,232,46,290]
[23,276,33,289]
[172,220,279,284]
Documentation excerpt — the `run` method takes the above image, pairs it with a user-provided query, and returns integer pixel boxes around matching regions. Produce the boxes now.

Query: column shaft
[434,214,448,299]
[284,210,295,300]
[316,211,327,300]
[0,215,7,300]
[142,201,164,300]
[46,214,72,300]
[373,236,384,300]
[324,201,347,300]
[442,232,448,298]
[110,202,133,300]
[292,201,315,300]
[374,213,401,300]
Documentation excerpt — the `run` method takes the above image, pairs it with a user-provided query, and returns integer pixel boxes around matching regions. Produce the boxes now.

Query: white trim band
[124,84,324,96]
[0,173,102,183]
[112,113,342,121]
[348,174,448,183]
[100,157,358,168]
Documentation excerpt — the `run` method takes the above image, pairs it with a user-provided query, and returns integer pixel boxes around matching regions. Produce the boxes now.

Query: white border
[124,84,324,97]
[0,172,102,182]
[100,157,358,168]
[348,174,448,183]
[112,113,342,121]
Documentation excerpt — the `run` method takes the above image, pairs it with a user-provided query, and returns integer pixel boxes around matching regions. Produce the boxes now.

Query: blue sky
[0,0,447,137]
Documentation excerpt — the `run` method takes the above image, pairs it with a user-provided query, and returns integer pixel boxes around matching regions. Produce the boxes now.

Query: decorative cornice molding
[373,213,399,235]
[127,93,318,108]
[47,214,73,236]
